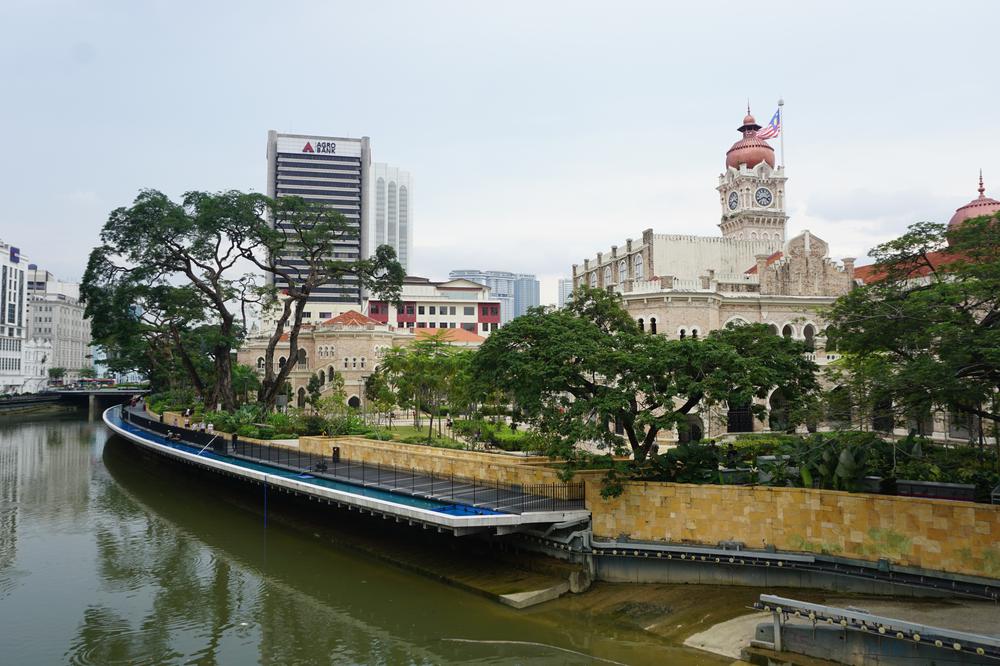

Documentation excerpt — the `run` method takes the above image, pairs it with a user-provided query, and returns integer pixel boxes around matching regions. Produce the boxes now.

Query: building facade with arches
[237,310,485,411]
[571,110,858,440]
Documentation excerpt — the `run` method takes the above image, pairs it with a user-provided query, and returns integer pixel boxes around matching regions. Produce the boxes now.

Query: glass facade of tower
[266,131,369,305]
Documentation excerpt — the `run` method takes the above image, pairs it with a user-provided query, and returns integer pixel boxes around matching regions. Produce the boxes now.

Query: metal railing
[120,407,585,515]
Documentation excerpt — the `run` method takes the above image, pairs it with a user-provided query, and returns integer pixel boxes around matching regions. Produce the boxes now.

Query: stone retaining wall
[299,436,573,488]
[585,479,1000,579]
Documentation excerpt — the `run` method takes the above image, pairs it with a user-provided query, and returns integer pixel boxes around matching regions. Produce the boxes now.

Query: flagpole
[778,97,785,168]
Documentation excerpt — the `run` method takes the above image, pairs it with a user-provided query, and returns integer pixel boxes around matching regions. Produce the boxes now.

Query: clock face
[727,191,739,210]
[755,187,773,207]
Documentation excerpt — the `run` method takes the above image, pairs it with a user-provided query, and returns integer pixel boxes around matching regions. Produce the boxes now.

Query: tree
[306,373,323,410]
[381,333,471,441]
[472,287,819,465]
[48,367,66,380]
[236,196,404,412]
[231,363,261,406]
[82,190,267,410]
[825,213,1000,431]
[78,367,97,379]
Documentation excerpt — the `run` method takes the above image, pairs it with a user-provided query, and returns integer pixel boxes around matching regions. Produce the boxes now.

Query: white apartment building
[26,265,92,381]
[366,163,413,273]
[365,276,502,336]
[0,240,28,393]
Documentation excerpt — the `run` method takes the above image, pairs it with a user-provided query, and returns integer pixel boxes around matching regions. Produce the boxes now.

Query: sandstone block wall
[299,436,572,488]
[586,479,1000,579]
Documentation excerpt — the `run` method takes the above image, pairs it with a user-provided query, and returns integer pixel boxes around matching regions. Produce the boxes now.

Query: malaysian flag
[757,108,781,139]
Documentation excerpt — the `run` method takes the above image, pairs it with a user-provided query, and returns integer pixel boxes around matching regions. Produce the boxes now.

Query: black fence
[120,407,585,514]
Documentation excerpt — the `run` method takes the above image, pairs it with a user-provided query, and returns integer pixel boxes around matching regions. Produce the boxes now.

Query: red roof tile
[745,251,783,274]
[321,310,381,327]
[414,328,485,343]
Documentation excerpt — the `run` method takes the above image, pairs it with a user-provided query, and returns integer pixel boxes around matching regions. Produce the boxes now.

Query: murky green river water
[0,411,731,665]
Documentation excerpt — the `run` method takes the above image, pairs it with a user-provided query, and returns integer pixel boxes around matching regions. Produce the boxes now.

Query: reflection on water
[0,413,722,665]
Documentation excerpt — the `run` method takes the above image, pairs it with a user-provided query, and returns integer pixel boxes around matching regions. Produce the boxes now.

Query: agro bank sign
[276,136,362,158]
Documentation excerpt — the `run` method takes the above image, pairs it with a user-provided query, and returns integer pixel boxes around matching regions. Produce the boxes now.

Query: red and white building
[366,276,502,336]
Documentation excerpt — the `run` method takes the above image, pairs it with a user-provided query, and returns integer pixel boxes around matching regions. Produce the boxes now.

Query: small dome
[726,109,774,169]
[948,172,1000,237]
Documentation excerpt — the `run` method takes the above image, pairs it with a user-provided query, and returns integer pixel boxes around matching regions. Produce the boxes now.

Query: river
[0,411,739,665]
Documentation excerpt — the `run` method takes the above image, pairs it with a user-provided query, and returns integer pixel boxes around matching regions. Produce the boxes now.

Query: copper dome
[948,172,1000,232]
[726,110,774,169]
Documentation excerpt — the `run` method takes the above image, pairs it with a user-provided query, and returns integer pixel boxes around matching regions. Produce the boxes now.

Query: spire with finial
[979,169,985,198]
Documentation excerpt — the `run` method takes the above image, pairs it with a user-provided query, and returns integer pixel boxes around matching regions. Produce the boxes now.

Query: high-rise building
[0,240,28,393]
[557,278,574,308]
[447,270,539,323]
[367,163,413,273]
[266,131,370,320]
[25,265,92,381]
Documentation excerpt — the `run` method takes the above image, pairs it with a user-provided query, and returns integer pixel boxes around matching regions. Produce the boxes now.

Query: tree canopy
[472,287,819,465]
[825,213,1000,429]
[82,189,403,411]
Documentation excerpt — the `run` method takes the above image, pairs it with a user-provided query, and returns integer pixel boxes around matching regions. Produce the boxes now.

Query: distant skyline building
[367,163,413,273]
[0,240,29,393]
[26,265,92,381]
[557,278,574,308]
[266,131,370,320]
[447,270,539,324]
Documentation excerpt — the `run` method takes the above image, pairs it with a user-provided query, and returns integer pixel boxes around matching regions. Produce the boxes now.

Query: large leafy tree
[472,287,819,464]
[235,196,404,412]
[82,189,403,413]
[825,213,1000,430]
[83,190,266,409]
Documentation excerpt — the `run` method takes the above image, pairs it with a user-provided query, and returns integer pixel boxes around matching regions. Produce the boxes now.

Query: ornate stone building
[572,110,858,440]
[573,112,998,444]
[237,310,484,410]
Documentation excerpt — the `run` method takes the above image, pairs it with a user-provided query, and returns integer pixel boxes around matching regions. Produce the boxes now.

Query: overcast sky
[2,1,997,305]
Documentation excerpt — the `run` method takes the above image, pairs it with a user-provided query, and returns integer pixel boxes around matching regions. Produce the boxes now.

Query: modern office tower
[0,240,28,393]
[447,270,540,324]
[266,131,370,321]
[558,278,574,308]
[25,265,92,381]
[367,163,413,273]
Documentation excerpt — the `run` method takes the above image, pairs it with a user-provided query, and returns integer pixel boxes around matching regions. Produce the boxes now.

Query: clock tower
[716,111,787,247]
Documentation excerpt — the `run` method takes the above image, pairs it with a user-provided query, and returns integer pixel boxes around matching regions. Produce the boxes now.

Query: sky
[1,1,998,305]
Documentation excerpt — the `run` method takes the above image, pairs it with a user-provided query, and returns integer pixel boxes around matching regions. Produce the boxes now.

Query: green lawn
[370,424,466,449]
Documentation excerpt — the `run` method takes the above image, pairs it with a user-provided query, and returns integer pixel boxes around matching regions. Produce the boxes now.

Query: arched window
[348,396,361,409]
[762,232,770,240]
[256,357,265,370]
[768,324,780,336]
[618,260,627,283]
[691,328,699,339]
[297,348,307,364]
[750,232,758,240]
[318,370,326,385]
[352,357,357,368]
[343,357,349,369]
[634,254,644,280]
[637,318,644,332]
[589,272,597,288]
[296,387,306,408]
[769,389,791,432]
[727,401,754,433]
[781,324,793,339]
[360,357,366,369]
[678,414,704,444]
[278,356,286,368]
[803,324,816,351]
[649,317,657,335]
[329,365,335,380]
[679,329,686,340]
[604,266,612,285]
